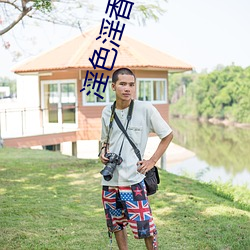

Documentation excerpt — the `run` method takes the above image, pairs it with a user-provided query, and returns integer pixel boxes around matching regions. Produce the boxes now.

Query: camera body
[100,153,123,181]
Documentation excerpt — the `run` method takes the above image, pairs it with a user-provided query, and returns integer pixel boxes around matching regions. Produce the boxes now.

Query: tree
[0,0,167,36]
[169,65,250,123]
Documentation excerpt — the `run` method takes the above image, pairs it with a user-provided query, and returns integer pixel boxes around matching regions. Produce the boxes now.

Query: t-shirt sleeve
[149,105,172,139]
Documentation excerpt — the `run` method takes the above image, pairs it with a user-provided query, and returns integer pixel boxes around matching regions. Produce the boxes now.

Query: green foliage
[33,0,52,12]
[169,72,195,100]
[0,77,16,97]
[0,0,168,36]
[169,65,250,123]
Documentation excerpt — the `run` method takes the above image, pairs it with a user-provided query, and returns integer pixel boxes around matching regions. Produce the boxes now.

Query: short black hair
[112,68,136,83]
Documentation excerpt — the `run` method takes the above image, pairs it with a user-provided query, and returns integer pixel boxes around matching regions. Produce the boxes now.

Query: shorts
[102,180,157,239]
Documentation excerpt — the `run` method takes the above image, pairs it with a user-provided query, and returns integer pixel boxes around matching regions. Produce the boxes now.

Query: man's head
[111,68,136,102]
[112,68,136,84]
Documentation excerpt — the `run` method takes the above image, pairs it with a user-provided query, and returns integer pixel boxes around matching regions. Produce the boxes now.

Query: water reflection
[167,118,250,188]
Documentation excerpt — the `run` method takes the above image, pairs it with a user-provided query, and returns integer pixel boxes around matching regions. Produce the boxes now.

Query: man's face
[112,74,135,101]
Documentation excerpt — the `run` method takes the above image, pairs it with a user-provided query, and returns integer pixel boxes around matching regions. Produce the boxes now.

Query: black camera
[100,153,123,181]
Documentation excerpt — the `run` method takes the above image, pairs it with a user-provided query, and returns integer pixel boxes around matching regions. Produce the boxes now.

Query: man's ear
[112,82,116,91]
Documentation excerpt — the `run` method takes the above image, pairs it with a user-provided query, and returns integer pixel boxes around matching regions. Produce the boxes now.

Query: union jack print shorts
[102,180,157,239]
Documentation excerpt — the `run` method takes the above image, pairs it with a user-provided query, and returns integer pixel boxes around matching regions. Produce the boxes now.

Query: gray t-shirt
[101,100,172,186]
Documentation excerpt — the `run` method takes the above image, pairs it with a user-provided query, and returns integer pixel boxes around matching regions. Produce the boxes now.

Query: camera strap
[105,102,116,153]
[113,102,142,161]
[105,100,134,157]
[99,102,116,156]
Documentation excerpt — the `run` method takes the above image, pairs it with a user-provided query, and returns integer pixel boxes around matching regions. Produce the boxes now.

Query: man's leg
[144,234,158,250]
[114,228,128,250]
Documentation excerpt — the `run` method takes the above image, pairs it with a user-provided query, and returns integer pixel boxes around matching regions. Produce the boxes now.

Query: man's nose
[124,85,130,91]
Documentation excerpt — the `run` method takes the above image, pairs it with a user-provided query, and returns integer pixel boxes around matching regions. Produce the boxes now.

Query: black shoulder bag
[114,101,160,196]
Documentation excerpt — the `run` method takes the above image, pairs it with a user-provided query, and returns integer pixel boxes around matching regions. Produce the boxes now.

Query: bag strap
[114,104,142,161]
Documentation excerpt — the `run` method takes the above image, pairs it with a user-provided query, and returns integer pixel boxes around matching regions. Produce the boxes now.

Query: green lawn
[0,148,249,250]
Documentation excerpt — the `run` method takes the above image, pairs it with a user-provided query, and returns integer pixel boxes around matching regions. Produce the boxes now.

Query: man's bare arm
[138,132,173,174]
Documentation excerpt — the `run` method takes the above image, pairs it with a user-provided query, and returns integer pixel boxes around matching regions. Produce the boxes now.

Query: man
[99,68,173,250]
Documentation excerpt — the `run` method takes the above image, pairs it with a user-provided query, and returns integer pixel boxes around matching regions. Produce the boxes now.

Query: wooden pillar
[99,140,103,154]
[160,152,167,170]
[0,137,3,148]
[72,141,77,157]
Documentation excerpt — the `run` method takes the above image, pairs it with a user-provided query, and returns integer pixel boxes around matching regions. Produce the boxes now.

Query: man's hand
[99,143,110,164]
[138,132,173,174]
[100,153,109,165]
[137,159,156,175]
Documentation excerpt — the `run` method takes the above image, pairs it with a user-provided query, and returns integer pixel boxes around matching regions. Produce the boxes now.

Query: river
[166,117,250,189]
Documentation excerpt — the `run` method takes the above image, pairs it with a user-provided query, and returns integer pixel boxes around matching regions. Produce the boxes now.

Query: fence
[0,106,77,139]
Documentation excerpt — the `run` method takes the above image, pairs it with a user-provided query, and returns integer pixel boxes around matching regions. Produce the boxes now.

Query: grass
[0,148,249,250]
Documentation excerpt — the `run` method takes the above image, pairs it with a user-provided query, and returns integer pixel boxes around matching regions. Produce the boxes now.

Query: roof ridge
[13,26,193,73]
[12,32,87,72]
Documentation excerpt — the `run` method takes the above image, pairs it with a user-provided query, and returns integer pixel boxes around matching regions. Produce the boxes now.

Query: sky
[0,0,250,78]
